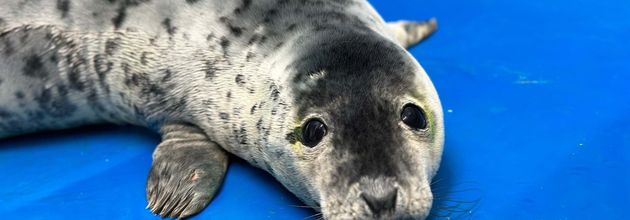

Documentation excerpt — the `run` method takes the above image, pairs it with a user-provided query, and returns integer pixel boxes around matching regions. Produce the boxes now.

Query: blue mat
[1,0,629,219]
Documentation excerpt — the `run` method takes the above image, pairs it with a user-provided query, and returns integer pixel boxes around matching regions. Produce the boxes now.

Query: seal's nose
[361,187,398,216]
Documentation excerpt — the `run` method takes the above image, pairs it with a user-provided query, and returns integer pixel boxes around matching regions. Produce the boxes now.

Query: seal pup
[0,0,443,219]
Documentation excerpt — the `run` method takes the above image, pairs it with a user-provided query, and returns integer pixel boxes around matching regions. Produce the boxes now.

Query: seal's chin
[318,183,434,220]
[321,204,432,220]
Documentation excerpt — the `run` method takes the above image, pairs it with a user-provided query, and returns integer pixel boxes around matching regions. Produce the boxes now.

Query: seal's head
[264,28,444,219]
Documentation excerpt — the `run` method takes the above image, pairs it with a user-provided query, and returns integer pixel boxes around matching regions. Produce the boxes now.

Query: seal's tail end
[386,18,438,49]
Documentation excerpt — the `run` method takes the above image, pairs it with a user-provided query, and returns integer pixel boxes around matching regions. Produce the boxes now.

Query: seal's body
[0,0,443,219]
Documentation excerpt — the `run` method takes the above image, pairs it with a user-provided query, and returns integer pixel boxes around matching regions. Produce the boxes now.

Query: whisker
[432,198,482,204]
[432,188,483,199]
[429,198,479,219]
[302,212,323,220]
[290,204,321,209]
[428,210,454,219]
[431,177,445,186]
[433,205,471,212]
[431,184,481,193]
[427,178,482,220]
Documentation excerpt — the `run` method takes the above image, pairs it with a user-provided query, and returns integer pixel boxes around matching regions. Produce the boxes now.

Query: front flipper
[147,123,228,219]
[387,18,438,49]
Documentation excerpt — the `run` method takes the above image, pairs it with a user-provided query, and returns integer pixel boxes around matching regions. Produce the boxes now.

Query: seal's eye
[301,119,327,147]
[401,104,427,130]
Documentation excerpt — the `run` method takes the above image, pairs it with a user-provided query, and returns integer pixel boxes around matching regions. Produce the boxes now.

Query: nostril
[361,188,398,216]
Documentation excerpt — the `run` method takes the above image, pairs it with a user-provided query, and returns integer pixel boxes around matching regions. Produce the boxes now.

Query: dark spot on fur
[235,74,245,86]
[186,0,201,3]
[245,52,255,61]
[247,34,259,45]
[56,0,70,18]
[94,54,114,76]
[287,23,297,31]
[256,118,262,129]
[271,106,278,115]
[263,9,278,23]
[313,25,328,32]
[129,74,142,87]
[122,63,133,86]
[270,86,280,101]
[68,57,87,91]
[204,60,217,79]
[50,54,58,63]
[242,0,252,9]
[15,91,25,99]
[35,88,77,118]
[219,17,243,37]
[26,110,46,121]
[46,31,56,41]
[162,69,173,82]
[146,82,165,97]
[68,67,83,91]
[206,33,215,41]
[220,37,230,56]
[274,150,285,159]
[285,132,297,144]
[238,127,248,145]
[23,55,48,78]
[275,42,284,49]
[255,118,265,138]
[109,0,151,28]
[140,52,150,65]
[105,38,121,55]
[226,91,232,99]
[112,7,127,29]
[233,0,252,14]
[161,18,177,36]
[202,99,213,107]
[93,54,112,93]
[259,35,268,44]
[57,85,69,96]
[219,112,229,120]
[0,108,11,119]
[250,104,257,114]
[0,78,3,86]
[229,25,243,37]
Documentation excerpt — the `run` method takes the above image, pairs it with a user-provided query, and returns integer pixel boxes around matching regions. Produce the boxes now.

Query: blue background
[1,0,629,219]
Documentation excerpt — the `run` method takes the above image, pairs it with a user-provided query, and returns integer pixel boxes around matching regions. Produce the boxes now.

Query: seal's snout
[358,177,399,218]
[361,187,398,217]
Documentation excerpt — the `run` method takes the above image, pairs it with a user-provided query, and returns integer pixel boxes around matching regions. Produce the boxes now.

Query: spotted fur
[0,0,442,219]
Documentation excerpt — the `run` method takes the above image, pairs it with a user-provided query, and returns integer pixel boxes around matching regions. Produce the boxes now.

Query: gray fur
[0,0,442,219]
